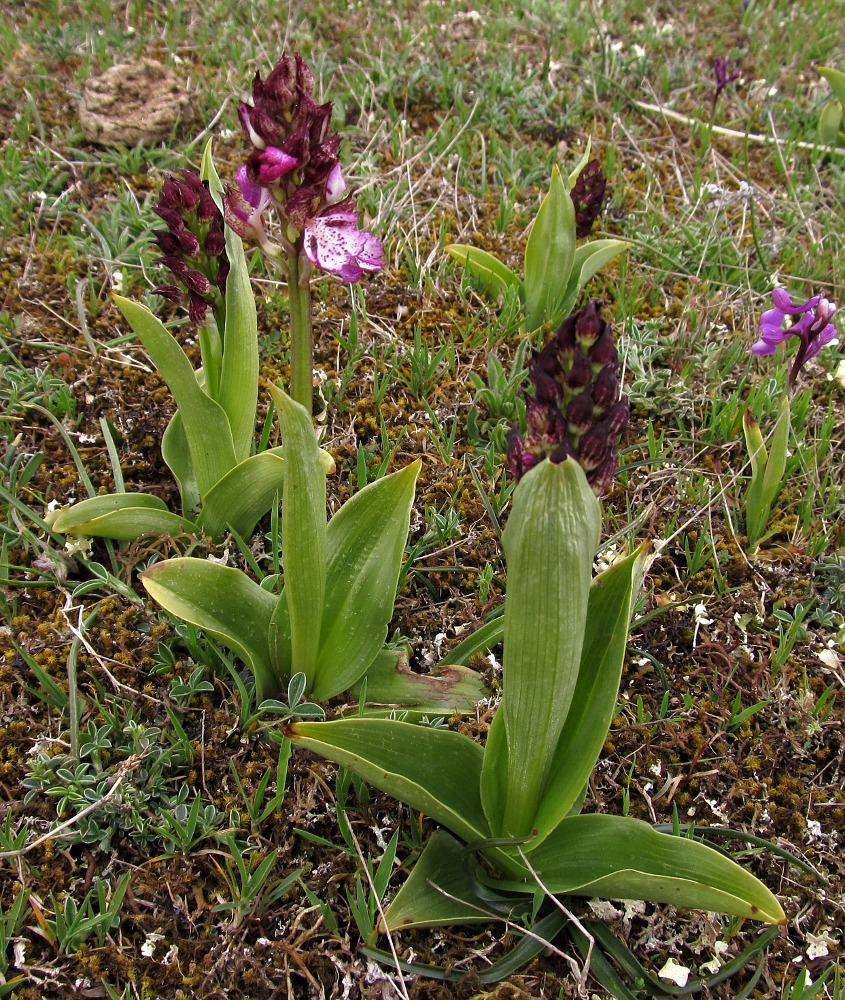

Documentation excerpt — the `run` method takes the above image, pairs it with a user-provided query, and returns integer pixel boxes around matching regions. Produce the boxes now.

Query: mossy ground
[1,1,844,997]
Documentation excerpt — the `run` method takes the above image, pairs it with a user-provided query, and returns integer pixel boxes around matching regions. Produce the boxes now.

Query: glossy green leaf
[197,449,285,540]
[556,238,630,323]
[268,589,292,692]
[161,410,200,515]
[818,100,844,146]
[287,718,490,846]
[511,814,786,924]
[352,647,486,714]
[312,461,420,700]
[269,385,327,687]
[481,458,601,838]
[380,829,518,931]
[114,295,237,496]
[142,558,280,701]
[52,493,198,540]
[218,223,259,463]
[531,544,647,843]
[446,245,521,300]
[818,67,845,108]
[523,166,576,332]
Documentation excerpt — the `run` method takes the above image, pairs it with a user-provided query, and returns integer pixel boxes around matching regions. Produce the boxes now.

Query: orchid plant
[141,384,484,710]
[447,147,628,335]
[287,301,785,946]
[744,288,839,551]
[51,53,384,544]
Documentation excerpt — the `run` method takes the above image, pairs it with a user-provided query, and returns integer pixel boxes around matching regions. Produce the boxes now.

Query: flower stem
[287,252,313,415]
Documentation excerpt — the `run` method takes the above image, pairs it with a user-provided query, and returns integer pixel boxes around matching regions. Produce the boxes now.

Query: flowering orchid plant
[287,301,785,941]
[744,288,839,551]
[224,53,384,412]
[51,148,274,543]
[51,53,384,544]
[447,147,628,335]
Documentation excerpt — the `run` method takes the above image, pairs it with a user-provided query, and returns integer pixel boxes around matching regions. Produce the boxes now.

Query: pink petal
[256,146,299,184]
[303,216,385,282]
[325,163,347,205]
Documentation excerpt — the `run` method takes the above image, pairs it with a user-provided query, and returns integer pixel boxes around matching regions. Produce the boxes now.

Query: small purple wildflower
[752,288,838,386]
[711,56,740,107]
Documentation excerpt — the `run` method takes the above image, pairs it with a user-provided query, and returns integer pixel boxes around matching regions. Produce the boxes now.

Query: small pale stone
[79,58,192,146]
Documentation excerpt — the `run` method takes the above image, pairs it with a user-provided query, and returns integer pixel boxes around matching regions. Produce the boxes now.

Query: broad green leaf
[446,245,521,300]
[818,67,845,108]
[161,410,200,515]
[761,397,790,499]
[523,166,576,332]
[381,829,521,931]
[312,461,420,700]
[142,558,280,701]
[269,386,327,688]
[198,449,285,540]
[114,295,237,496]
[351,647,486,714]
[510,813,786,925]
[217,223,259,463]
[555,239,630,323]
[531,544,647,843]
[268,589,292,691]
[51,493,198,540]
[481,459,601,838]
[288,718,490,846]
[818,100,843,146]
